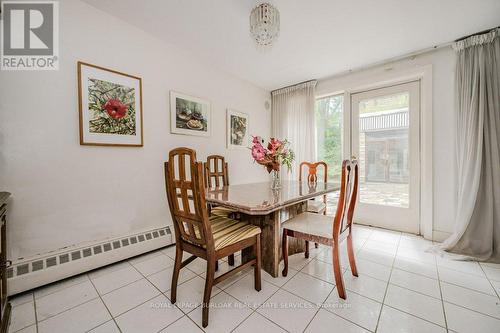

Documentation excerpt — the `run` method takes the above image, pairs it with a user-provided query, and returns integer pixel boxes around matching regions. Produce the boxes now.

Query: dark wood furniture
[165,148,262,327]
[0,193,11,333]
[299,161,329,250]
[282,160,359,299]
[205,181,340,277]
[203,155,236,266]
[299,161,328,215]
[204,155,229,188]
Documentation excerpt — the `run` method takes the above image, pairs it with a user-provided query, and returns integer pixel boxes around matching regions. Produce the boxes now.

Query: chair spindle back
[332,159,359,239]
[299,161,328,184]
[204,155,229,188]
[165,148,213,249]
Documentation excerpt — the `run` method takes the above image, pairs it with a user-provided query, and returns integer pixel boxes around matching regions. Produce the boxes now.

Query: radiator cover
[7,226,173,295]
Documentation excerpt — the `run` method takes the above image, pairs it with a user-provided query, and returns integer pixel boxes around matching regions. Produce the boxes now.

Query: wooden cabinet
[0,193,10,333]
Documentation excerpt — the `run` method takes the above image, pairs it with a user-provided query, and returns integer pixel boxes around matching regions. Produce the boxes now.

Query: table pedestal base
[241,201,308,277]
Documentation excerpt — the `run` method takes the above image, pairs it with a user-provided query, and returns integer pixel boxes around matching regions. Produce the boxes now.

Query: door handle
[0,260,11,268]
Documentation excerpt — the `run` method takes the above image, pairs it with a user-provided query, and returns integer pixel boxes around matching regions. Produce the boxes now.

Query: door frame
[317,65,433,238]
[351,80,421,234]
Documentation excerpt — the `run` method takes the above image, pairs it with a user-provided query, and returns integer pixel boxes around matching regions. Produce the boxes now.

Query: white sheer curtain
[271,80,317,180]
[439,28,500,262]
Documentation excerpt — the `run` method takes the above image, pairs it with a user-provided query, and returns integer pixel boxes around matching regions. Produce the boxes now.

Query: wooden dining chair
[282,159,359,299]
[165,148,262,327]
[204,155,237,218]
[299,161,328,215]
[300,161,328,251]
[204,155,237,266]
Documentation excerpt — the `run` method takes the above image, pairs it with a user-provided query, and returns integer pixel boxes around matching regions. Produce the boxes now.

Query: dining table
[206,181,340,277]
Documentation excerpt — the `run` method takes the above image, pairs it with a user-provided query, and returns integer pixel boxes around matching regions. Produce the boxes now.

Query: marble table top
[205,181,340,215]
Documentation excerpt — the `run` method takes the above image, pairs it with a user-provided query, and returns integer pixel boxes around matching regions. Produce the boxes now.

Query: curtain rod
[271,79,317,94]
[295,26,500,87]
[455,26,499,42]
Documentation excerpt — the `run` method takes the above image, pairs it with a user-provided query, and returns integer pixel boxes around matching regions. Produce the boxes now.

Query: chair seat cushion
[282,213,332,239]
[307,200,326,213]
[209,216,261,250]
[211,206,237,217]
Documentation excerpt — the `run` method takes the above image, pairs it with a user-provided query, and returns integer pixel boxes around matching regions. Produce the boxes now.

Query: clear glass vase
[270,169,281,190]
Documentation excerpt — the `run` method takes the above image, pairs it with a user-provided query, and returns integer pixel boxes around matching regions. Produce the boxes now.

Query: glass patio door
[351,81,420,233]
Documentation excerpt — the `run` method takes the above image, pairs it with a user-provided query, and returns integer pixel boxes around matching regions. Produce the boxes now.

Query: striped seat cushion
[208,216,261,250]
[211,206,237,217]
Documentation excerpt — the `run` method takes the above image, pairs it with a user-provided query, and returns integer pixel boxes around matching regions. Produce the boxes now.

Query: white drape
[271,80,317,180]
[439,28,500,262]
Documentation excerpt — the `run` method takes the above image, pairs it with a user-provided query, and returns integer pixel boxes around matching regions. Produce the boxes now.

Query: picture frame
[77,61,143,146]
[170,91,211,137]
[226,109,250,149]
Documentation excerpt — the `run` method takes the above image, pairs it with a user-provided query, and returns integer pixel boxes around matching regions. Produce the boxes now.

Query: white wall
[316,47,457,239]
[0,0,271,260]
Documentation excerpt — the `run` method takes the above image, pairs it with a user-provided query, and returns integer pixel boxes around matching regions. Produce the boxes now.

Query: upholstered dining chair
[299,161,328,215]
[204,155,238,267]
[204,155,237,219]
[165,148,262,327]
[299,161,328,251]
[282,159,359,299]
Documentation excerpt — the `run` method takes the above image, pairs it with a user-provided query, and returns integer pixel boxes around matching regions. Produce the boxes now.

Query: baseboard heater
[7,226,174,296]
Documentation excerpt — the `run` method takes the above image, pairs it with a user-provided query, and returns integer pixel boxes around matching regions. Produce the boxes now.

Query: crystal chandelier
[249,3,280,47]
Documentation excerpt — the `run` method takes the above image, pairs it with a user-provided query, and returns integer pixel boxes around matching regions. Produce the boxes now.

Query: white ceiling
[82,0,500,90]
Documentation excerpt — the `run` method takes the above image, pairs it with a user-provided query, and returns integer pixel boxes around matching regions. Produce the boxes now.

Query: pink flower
[252,145,266,161]
[252,136,262,145]
[267,137,283,154]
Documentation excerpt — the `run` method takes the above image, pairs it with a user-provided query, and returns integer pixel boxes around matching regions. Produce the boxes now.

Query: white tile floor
[8,225,500,333]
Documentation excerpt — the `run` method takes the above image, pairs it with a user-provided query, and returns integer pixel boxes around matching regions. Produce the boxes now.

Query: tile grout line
[152,314,196,333]
[35,297,98,326]
[373,233,401,332]
[356,249,499,298]
[33,269,162,326]
[86,274,123,333]
[302,236,381,333]
[30,274,90,303]
[30,278,103,325]
[435,257,450,332]
[126,253,237,331]
[32,291,39,333]
[440,299,500,322]
[479,263,500,299]
[233,279,295,333]
[124,259,192,324]
[380,303,447,330]
[288,246,364,332]
[145,246,500,321]
[233,247,328,332]
[219,289,258,333]
[15,228,500,333]
[308,291,373,333]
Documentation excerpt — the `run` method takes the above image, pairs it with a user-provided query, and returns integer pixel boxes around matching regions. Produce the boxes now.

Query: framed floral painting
[170,91,211,137]
[78,62,143,146]
[226,109,249,149]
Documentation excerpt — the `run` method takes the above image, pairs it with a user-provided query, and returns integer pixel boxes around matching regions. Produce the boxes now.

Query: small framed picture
[78,62,143,146]
[226,109,249,149]
[170,91,211,137]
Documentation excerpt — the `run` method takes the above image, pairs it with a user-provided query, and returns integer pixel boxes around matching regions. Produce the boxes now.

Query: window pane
[358,92,409,208]
[315,95,343,183]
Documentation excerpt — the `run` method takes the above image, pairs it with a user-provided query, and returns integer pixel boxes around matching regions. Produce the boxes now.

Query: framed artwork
[78,62,143,146]
[170,91,211,137]
[226,109,249,149]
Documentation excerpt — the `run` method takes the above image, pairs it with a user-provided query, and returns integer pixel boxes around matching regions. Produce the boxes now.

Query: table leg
[241,201,308,277]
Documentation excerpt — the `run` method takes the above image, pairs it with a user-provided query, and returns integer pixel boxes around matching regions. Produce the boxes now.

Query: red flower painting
[103,99,129,119]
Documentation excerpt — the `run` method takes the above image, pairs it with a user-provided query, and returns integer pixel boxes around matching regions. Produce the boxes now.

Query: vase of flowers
[251,136,295,189]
